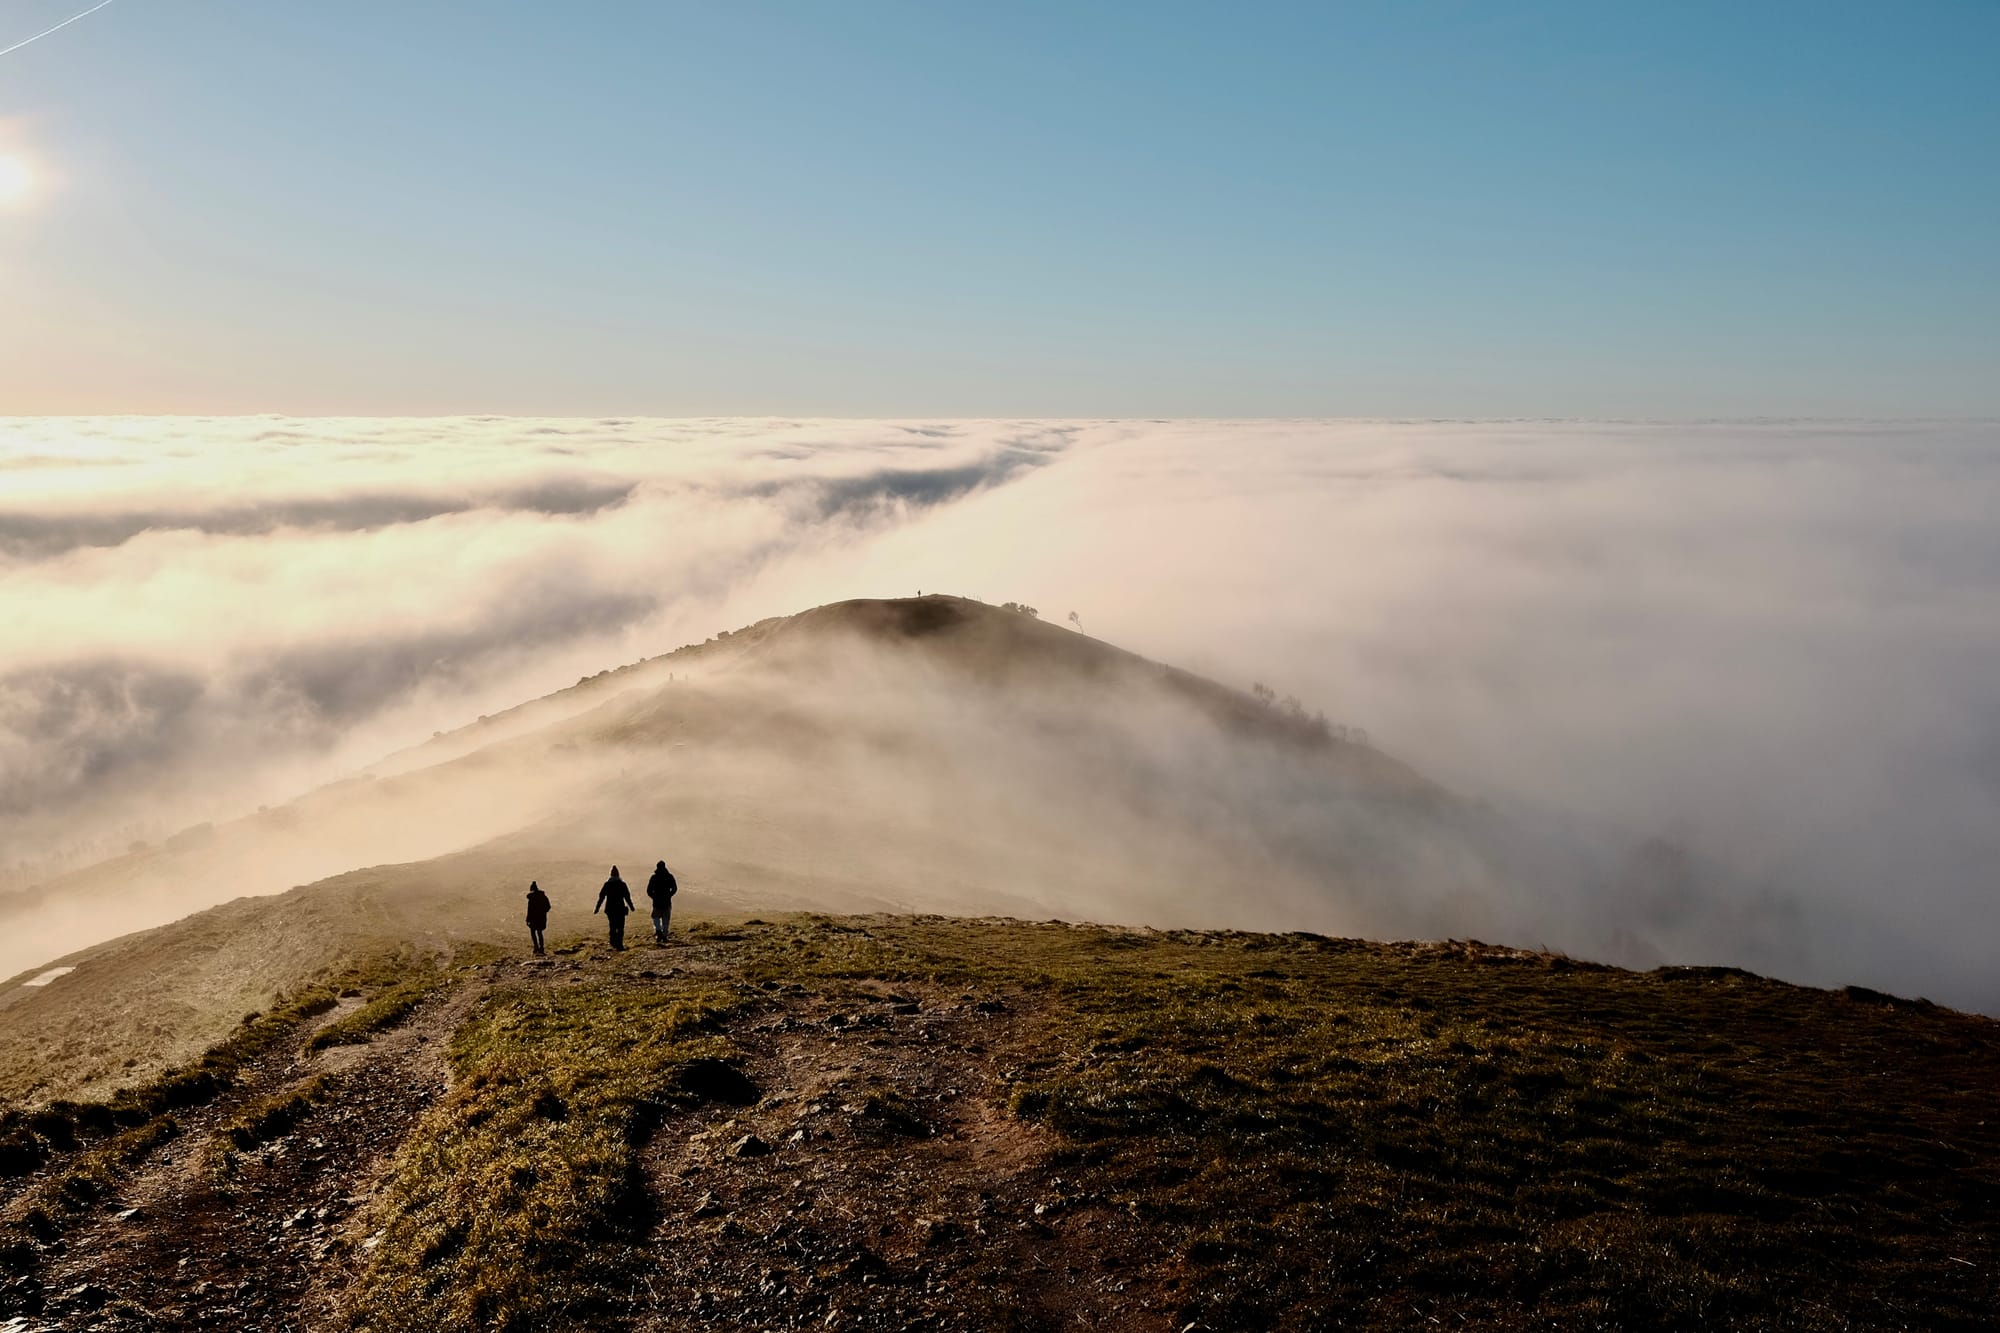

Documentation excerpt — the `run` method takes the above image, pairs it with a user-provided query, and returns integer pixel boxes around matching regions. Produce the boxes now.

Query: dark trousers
[606,912,626,949]
[652,903,671,941]
[529,925,546,955]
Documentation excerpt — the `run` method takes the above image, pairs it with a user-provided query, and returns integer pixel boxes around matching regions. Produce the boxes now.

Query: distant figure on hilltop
[595,866,634,950]
[647,860,678,943]
[524,881,551,955]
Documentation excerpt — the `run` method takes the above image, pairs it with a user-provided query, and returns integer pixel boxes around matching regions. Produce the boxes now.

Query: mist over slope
[4,418,1998,1011]
[0,597,1504,994]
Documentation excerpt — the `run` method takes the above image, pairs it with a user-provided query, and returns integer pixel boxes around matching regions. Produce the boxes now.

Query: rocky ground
[4,915,1996,1332]
[0,933,1163,1333]
[0,979,492,1332]
[632,975,1160,1332]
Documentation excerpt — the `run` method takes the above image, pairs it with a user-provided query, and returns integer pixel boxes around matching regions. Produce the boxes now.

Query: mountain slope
[2,602,1994,1328]
[3,595,1527,1104]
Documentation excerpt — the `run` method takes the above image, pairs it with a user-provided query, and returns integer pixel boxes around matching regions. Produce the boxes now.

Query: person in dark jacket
[646,860,678,943]
[595,866,634,949]
[524,880,551,955]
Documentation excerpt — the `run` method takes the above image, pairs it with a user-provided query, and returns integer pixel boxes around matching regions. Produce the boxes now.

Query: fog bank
[3,417,1996,1010]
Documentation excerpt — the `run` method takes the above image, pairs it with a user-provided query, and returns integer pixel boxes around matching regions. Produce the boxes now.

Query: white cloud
[0,416,1077,866]
[3,415,1997,1010]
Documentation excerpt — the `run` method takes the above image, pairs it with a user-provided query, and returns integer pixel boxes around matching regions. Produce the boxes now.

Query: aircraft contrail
[0,0,117,61]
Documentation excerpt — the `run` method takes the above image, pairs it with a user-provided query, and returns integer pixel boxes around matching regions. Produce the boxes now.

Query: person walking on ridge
[595,865,634,950]
[524,880,551,955]
[646,860,678,943]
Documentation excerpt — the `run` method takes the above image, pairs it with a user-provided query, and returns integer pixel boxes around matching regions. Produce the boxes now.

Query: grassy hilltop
[0,594,1487,1108]
[0,915,1994,1331]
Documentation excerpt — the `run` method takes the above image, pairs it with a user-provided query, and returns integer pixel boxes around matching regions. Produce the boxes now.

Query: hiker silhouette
[595,866,634,949]
[524,881,551,955]
[646,860,678,943]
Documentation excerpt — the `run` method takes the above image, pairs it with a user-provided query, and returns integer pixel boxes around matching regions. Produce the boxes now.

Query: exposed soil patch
[633,979,1169,1332]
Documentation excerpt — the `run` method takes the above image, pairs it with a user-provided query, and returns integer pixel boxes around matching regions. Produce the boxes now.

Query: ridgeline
[0,599,1994,1329]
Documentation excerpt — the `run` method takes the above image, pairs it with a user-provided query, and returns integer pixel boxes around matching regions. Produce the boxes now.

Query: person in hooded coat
[524,880,551,955]
[595,866,634,949]
[646,860,678,943]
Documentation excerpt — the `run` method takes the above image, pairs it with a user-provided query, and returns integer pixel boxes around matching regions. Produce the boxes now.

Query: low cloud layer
[3,416,1997,1010]
[0,417,1075,872]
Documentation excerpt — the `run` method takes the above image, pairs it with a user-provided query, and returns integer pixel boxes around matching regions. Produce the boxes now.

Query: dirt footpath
[2,982,487,1333]
[3,942,1176,1333]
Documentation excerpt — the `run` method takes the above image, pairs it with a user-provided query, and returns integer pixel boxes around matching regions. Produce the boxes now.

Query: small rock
[60,1284,108,1310]
[915,1216,963,1248]
[691,1193,727,1218]
[726,1133,771,1159]
[112,1208,141,1223]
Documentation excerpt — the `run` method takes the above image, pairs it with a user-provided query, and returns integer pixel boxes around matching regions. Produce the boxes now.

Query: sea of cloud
[3,416,1996,1009]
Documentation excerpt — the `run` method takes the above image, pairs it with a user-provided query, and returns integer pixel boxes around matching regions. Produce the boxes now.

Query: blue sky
[1,0,1994,415]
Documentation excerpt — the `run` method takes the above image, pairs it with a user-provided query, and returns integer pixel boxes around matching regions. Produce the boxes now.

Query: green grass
[32,914,1988,1330]
[338,970,743,1332]
[308,976,446,1051]
[719,917,2000,1332]
[0,1112,180,1273]
[0,983,341,1182]
[0,979,358,1271]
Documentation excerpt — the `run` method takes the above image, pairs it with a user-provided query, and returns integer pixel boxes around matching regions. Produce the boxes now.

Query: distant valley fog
[2,417,1997,1012]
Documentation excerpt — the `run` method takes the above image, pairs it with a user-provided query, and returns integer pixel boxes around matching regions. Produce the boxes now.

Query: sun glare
[0,152,38,209]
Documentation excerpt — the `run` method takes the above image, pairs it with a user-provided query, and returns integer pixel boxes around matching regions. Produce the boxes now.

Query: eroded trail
[5,980,490,1332]
[3,928,1179,1332]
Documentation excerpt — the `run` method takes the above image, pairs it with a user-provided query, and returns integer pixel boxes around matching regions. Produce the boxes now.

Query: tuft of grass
[309,976,444,1051]
[206,1073,341,1177]
[0,1114,179,1258]
[1,947,486,1189]
[337,973,742,1333]
[0,984,340,1182]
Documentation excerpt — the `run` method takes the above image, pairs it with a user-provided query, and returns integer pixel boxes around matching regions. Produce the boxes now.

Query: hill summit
[2,594,1505,1076]
[0,598,1995,1329]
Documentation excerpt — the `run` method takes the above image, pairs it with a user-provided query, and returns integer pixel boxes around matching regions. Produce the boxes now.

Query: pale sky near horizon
[0,1,1994,416]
